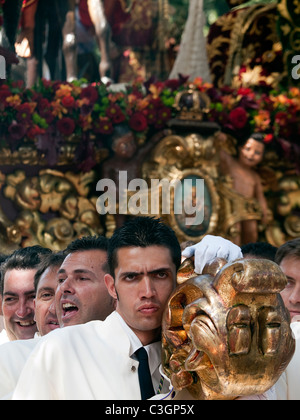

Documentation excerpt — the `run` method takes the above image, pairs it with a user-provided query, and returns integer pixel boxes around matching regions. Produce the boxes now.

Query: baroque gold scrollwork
[265,175,300,247]
[3,169,103,250]
[142,130,221,243]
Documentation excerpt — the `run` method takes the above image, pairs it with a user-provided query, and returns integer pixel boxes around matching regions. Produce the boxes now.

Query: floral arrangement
[0,76,299,170]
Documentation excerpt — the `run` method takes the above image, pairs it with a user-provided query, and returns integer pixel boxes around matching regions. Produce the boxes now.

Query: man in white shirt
[0,246,51,342]
[14,218,273,401]
[0,320,9,345]
[0,255,8,343]
[13,217,182,400]
[0,236,114,399]
[273,239,300,400]
[0,251,64,399]
[0,306,8,345]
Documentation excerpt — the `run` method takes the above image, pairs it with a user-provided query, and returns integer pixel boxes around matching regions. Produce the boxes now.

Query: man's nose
[289,282,300,306]
[140,276,156,299]
[59,277,75,294]
[48,299,57,316]
[16,300,32,318]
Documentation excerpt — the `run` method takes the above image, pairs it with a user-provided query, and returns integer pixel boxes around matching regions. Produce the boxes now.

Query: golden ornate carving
[265,174,300,247]
[162,258,295,400]
[208,3,286,88]
[173,86,211,122]
[142,130,221,242]
[142,125,267,244]
[2,169,104,250]
[0,140,108,167]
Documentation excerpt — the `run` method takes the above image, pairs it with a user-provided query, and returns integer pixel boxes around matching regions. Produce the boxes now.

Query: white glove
[182,235,243,274]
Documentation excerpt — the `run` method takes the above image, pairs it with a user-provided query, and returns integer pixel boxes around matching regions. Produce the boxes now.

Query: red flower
[129,112,148,132]
[16,103,32,123]
[106,104,126,123]
[113,111,126,124]
[229,107,248,129]
[80,86,98,104]
[157,106,171,121]
[27,125,46,140]
[56,117,76,136]
[146,109,157,124]
[106,104,121,118]
[0,87,11,104]
[38,98,50,111]
[237,87,253,97]
[61,95,76,109]
[164,79,182,91]
[94,117,113,135]
[40,110,54,125]
[275,112,288,126]
[264,134,274,144]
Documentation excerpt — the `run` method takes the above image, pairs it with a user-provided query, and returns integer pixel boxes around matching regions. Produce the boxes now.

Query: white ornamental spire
[169,0,212,83]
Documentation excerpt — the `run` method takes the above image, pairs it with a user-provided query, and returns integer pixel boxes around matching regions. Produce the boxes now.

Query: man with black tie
[13,217,181,399]
[13,218,244,400]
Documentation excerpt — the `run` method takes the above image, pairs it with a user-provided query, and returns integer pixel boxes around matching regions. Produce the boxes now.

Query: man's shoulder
[37,312,122,348]
[0,337,38,355]
[0,329,9,346]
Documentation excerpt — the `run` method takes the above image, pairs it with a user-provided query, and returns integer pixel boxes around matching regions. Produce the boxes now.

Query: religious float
[0,0,298,252]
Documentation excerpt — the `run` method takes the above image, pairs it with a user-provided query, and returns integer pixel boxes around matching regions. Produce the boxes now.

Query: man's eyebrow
[37,287,55,295]
[57,268,93,275]
[3,291,18,297]
[148,268,173,274]
[73,269,93,275]
[121,268,172,277]
[3,289,35,297]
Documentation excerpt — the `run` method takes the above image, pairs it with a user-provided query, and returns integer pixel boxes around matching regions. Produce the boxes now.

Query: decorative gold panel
[142,126,265,244]
[0,169,104,251]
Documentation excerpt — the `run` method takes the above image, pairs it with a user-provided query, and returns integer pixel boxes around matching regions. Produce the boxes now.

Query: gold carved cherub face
[162,258,295,400]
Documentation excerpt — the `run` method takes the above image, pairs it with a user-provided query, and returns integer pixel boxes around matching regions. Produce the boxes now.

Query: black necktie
[135,347,155,400]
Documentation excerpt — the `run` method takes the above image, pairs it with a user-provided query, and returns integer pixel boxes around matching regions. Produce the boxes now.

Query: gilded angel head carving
[162,258,295,400]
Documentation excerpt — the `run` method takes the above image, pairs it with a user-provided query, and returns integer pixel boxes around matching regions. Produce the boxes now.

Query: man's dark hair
[65,235,108,253]
[0,254,8,266]
[34,251,66,292]
[65,235,109,272]
[241,242,278,262]
[0,246,52,295]
[107,217,182,277]
[275,238,300,265]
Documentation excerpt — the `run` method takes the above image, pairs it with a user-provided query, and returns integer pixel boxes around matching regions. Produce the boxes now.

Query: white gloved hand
[182,235,243,274]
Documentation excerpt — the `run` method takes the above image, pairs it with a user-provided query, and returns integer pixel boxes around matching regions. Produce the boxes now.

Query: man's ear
[104,274,118,300]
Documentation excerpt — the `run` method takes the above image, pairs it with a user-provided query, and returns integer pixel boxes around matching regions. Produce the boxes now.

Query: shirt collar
[114,311,162,376]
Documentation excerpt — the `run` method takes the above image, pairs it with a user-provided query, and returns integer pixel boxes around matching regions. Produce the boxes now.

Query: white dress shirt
[115,312,164,394]
[13,311,169,400]
[0,337,39,399]
[275,322,300,400]
[0,329,9,346]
